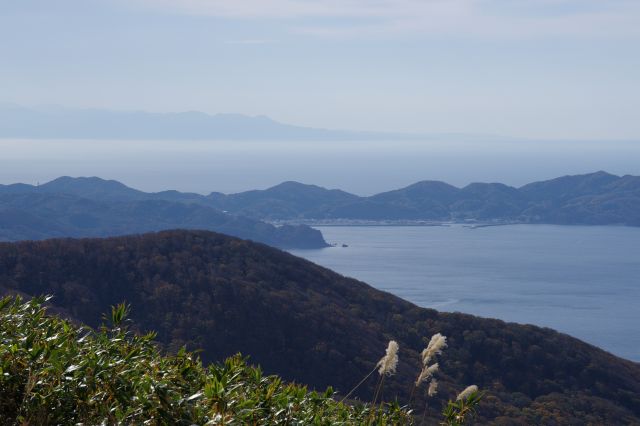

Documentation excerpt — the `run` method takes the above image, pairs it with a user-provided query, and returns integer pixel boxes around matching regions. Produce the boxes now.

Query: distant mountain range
[1,171,638,246]
[1,230,639,423]
[0,177,327,249]
[32,170,630,226]
[0,104,420,140]
[208,171,640,225]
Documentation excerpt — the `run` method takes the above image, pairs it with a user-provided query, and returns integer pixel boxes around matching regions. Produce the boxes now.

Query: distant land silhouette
[0,177,327,249]
[1,171,638,248]
[1,230,639,423]
[0,104,429,141]
[208,171,640,225]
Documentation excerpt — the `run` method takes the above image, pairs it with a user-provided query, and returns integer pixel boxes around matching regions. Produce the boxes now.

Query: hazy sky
[1,0,639,139]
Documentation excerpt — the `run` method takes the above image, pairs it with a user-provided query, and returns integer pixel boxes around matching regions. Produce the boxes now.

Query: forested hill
[0,230,638,424]
[5,171,638,227]
[209,171,640,224]
[0,177,327,249]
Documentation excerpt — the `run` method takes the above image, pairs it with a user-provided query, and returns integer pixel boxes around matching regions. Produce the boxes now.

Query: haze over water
[1,138,639,195]
[291,225,640,362]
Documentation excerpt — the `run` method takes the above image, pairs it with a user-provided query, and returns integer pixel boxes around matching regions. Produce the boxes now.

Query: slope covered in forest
[0,230,639,424]
[0,177,327,249]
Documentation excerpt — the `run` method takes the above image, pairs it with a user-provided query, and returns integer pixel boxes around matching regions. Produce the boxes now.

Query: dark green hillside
[0,231,639,424]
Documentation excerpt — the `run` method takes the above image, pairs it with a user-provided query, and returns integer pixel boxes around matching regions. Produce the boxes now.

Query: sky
[1,0,639,140]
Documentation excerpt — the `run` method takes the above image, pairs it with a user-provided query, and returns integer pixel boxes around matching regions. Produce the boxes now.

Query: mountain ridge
[208,171,640,225]
[0,105,419,141]
[0,178,327,248]
[2,171,639,247]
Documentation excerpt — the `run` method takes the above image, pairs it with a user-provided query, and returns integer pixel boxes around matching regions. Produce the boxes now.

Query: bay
[290,225,640,361]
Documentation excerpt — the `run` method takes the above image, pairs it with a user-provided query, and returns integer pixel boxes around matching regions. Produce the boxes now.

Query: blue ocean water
[290,225,640,361]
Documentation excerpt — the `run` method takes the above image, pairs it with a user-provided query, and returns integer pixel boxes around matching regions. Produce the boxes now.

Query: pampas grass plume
[415,362,439,386]
[421,333,447,366]
[377,340,399,376]
[428,379,438,397]
[456,385,478,401]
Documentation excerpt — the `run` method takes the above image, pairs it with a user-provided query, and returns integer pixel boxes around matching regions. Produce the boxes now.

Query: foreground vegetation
[0,296,417,424]
[0,296,484,425]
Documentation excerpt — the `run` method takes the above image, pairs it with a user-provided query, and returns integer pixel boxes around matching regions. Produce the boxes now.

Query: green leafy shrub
[0,296,411,425]
[442,388,483,426]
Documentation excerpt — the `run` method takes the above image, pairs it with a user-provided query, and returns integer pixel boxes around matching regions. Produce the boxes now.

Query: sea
[2,138,640,195]
[291,224,640,362]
